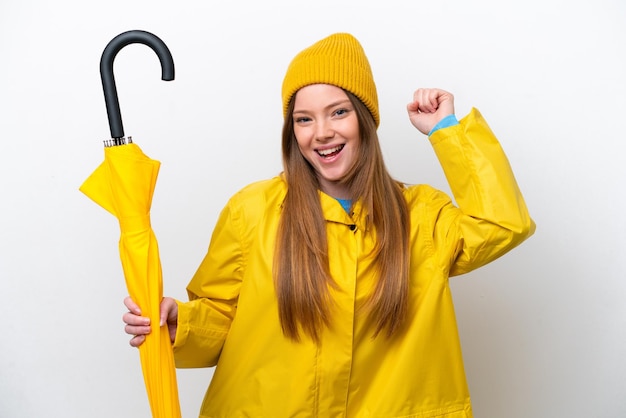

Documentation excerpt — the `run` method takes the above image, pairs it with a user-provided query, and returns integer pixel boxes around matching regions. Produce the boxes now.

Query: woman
[123,32,535,417]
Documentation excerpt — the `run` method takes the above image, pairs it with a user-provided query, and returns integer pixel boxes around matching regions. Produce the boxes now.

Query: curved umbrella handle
[100,30,175,140]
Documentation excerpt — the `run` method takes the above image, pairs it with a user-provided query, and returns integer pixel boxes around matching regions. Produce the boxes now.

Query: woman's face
[292,84,360,199]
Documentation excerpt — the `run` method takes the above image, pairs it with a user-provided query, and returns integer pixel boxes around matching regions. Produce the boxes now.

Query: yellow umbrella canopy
[80,30,181,418]
[80,143,181,418]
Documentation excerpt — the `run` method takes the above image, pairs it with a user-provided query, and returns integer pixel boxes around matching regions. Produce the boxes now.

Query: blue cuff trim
[428,114,459,136]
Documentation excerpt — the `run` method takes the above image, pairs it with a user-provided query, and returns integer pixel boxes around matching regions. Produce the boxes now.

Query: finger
[124,323,151,337]
[414,89,437,113]
[407,100,419,114]
[413,90,426,112]
[129,334,146,348]
[420,89,440,113]
[123,296,142,315]
[429,90,441,110]
[122,311,150,326]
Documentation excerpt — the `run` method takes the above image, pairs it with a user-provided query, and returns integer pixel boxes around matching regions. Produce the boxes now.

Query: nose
[314,119,334,142]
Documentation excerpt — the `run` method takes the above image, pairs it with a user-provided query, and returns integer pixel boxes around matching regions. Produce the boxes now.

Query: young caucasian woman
[123,32,535,417]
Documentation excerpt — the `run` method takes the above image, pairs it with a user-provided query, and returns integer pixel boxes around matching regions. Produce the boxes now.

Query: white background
[1,1,625,417]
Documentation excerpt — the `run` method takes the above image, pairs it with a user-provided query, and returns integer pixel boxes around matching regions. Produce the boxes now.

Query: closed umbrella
[80,30,181,418]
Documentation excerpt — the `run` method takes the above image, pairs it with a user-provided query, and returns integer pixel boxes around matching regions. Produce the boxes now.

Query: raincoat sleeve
[428,107,535,276]
[172,198,244,368]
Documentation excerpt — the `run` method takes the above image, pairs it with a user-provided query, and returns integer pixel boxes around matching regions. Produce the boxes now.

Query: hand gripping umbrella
[79,30,181,418]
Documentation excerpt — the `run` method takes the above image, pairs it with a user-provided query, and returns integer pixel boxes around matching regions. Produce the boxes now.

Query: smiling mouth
[316,144,345,158]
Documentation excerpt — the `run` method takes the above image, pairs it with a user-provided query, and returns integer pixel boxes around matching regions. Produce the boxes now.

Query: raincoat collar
[318,190,369,232]
[277,173,369,231]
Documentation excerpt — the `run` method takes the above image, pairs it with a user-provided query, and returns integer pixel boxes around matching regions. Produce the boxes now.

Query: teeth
[317,145,344,156]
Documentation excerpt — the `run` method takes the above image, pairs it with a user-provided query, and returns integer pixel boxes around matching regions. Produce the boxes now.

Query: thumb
[159,298,171,327]
[406,100,420,115]
[159,297,178,327]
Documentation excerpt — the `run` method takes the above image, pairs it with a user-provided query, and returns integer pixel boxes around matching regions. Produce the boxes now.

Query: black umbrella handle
[100,30,175,140]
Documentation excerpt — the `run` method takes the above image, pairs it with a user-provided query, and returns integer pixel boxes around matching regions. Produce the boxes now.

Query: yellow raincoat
[173,108,535,417]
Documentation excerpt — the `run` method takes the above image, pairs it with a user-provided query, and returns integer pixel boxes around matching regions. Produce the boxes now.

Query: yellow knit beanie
[281,33,380,127]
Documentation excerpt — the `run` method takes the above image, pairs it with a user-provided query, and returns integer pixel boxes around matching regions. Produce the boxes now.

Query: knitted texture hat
[281,33,380,127]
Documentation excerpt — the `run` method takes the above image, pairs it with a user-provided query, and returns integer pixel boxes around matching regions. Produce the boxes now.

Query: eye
[294,116,311,124]
[334,108,350,117]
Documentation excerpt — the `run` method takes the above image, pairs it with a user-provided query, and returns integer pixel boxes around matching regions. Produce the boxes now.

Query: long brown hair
[274,90,410,342]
